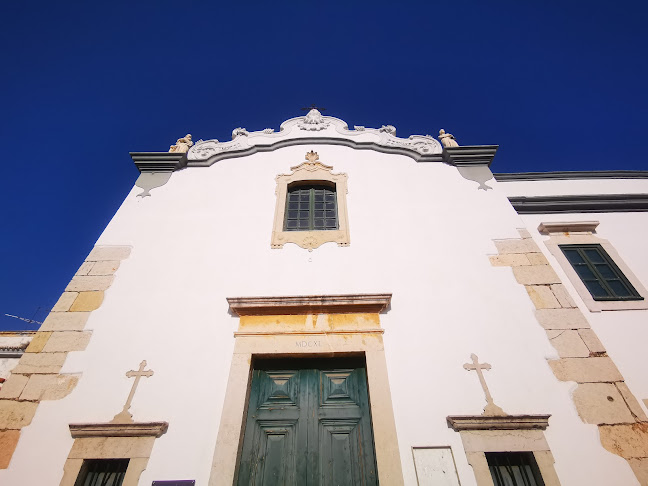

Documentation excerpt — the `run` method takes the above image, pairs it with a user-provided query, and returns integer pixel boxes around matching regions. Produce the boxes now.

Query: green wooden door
[237,357,378,486]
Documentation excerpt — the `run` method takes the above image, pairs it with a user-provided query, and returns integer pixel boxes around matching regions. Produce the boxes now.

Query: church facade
[1,109,648,485]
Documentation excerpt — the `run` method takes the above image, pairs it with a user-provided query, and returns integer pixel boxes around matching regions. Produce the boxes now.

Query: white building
[1,109,647,486]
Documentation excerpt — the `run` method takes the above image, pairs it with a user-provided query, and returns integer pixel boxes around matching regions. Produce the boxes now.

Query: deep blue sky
[1,1,647,330]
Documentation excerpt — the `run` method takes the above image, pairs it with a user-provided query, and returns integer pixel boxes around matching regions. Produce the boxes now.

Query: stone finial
[305,151,319,163]
[438,129,459,148]
[169,134,194,153]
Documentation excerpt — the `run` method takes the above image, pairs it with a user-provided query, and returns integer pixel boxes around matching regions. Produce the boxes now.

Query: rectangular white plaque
[412,446,461,486]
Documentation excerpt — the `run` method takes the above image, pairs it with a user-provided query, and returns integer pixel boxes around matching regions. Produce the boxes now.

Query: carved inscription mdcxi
[296,340,321,348]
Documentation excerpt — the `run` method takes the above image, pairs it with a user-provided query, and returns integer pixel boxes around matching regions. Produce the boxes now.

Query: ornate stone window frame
[447,414,561,486]
[59,422,168,486]
[271,152,350,251]
[539,221,648,312]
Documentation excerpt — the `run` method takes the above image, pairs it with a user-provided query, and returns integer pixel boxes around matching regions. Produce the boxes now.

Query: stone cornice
[69,421,169,438]
[446,414,551,431]
[537,220,600,234]
[130,152,186,173]
[227,293,392,316]
[495,170,648,181]
[441,145,499,167]
[509,194,648,214]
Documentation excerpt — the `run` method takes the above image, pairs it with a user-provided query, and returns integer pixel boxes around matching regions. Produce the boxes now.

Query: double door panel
[237,358,378,486]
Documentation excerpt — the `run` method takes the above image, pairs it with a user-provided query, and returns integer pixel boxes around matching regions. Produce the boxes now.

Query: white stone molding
[271,153,351,250]
[69,422,169,438]
[538,221,600,234]
[227,293,392,316]
[447,414,551,431]
[186,109,443,166]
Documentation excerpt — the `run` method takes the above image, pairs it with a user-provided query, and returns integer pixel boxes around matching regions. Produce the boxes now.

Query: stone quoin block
[25,331,52,353]
[42,331,92,353]
[40,312,90,331]
[88,260,121,275]
[526,285,561,309]
[51,292,79,312]
[66,275,114,292]
[75,262,94,276]
[20,374,79,401]
[526,252,550,265]
[578,329,606,354]
[616,382,648,421]
[494,239,541,255]
[512,265,561,285]
[599,424,648,459]
[86,246,131,262]
[0,430,20,469]
[12,352,67,375]
[0,400,38,429]
[550,284,576,308]
[572,383,635,425]
[535,308,590,330]
[549,357,623,383]
[69,292,104,312]
[0,375,29,399]
[546,330,590,358]
[629,458,648,485]
[489,254,530,267]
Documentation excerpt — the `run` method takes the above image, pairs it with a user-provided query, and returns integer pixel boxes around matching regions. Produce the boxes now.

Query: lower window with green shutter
[486,452,545,486]
[74,459,129,486]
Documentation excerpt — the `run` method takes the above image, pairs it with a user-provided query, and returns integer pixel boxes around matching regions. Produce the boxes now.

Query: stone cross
[463,354,505,416]
[301,104,326,112]
[112,360,154,423]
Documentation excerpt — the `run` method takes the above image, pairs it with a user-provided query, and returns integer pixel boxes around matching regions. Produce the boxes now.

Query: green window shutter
[486,452,545,486]
[560,244,642,301]
[284,184,338,231]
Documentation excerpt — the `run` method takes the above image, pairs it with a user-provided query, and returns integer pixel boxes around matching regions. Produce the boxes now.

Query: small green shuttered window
[284,184,338,231]
[560,244,642,301]
[74,459,129,486]
[486,452,545,486]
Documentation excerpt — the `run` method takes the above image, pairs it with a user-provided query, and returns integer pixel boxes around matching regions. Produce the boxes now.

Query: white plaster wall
[1,145,641,485]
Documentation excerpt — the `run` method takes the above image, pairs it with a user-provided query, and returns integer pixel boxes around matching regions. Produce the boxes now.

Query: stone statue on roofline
[169,134,194,153]
[438,129,459,148]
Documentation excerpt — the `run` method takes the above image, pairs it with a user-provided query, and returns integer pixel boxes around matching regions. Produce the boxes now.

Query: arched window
[284,183,338,231]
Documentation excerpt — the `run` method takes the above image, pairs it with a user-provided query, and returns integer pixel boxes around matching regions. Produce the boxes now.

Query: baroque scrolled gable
[186,108,443,166]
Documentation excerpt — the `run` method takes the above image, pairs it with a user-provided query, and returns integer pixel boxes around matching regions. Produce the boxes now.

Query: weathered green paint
[237,358,378,486]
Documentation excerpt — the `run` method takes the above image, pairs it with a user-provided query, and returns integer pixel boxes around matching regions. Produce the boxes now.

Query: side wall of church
[1,145,646,485]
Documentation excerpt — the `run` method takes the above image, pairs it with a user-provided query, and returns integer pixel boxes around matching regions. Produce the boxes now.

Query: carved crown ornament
[184,109,443,166]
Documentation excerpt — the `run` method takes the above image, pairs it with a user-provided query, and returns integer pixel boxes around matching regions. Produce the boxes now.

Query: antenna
[4,314,44,326]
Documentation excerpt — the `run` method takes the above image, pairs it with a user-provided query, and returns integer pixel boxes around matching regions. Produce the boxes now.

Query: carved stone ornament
[271,151,350,251]
[169,134,194,153]
[232,127,249,139]
[298,108,330,131]
[438,129,459,148]
[186,110,443,165]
